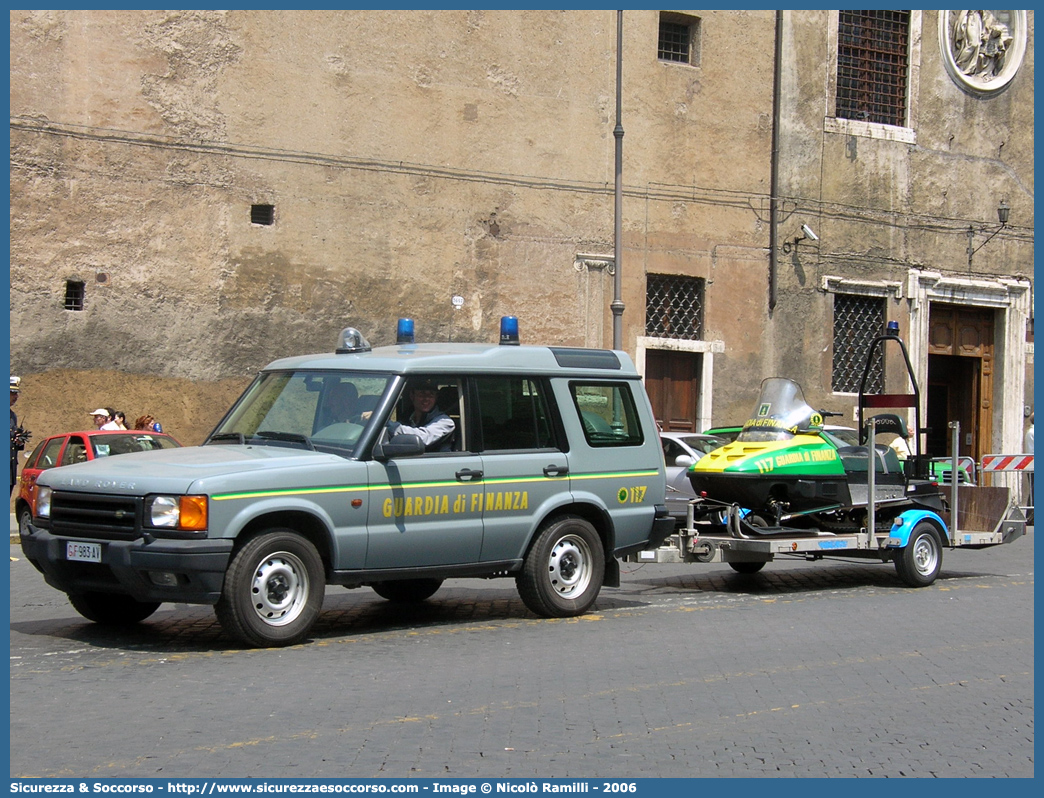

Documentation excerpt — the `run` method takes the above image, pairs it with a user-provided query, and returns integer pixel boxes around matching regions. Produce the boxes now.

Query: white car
[660,431,728,525]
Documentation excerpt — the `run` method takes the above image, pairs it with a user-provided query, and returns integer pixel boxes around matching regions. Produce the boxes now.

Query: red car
[15,429,182,535]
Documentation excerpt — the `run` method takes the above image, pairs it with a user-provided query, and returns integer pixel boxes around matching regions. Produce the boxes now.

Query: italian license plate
[66,541,102,563]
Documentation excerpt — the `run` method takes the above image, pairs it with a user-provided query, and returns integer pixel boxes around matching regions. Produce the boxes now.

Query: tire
[372,578,443,603]
[894,522,943,587]
[728,561,766,574]
[68,592,160,626]
[516,515,604,618]
[17,506,33,537]
[215,530,325,647]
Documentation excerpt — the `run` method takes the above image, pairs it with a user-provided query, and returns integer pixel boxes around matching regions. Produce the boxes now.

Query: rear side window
[475,377,556,451]
[59,436,88,466]
[570,382,644,447]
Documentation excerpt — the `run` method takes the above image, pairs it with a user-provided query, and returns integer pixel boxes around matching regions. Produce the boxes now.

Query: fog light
[149,572,179,587]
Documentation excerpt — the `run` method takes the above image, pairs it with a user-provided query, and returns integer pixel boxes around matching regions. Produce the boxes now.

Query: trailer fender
[885,509,948,548]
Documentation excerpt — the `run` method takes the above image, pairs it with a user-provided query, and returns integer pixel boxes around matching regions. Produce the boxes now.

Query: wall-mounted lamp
[781,224,818,254]
[967,200,1010,268]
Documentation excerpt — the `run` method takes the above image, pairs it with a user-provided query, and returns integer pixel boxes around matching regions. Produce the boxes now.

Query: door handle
[455,468,484,482]
[543,464,569,477]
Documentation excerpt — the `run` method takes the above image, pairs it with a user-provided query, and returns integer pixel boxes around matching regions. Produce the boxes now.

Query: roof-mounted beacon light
[336,327,372,354]
[500,315,520,346]
[396,318,415,345]
[886,320,900,336]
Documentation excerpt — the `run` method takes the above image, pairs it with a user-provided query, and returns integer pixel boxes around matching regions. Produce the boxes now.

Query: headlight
[145,495,208,532]
[36,486,52,518]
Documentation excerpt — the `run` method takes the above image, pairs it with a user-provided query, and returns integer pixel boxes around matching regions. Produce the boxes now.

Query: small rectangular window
[476,377,555,452]
[571,382,644,448]
[64,280,85,311]
[832,294,885,393]
[658,13,700,66]
[251,204,275,225]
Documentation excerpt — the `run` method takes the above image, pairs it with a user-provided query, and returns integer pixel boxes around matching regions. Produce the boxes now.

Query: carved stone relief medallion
[939,10,1028,94]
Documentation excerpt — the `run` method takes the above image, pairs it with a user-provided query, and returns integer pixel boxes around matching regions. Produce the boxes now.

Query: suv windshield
[737,378,821,443]
[209,371,393,453]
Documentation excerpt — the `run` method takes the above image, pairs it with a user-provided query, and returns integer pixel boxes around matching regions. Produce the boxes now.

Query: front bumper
[20,528,233,604]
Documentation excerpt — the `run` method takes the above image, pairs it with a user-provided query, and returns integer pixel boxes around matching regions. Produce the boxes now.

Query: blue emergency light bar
[397,318,415,345]
[500,316,520,345]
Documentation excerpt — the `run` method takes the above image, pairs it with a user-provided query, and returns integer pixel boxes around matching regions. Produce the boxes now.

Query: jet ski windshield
[737,378,822,443]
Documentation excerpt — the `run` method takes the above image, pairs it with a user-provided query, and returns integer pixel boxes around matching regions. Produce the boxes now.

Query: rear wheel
[68,592,160,625]
[215,530,325,647]
[517,515,604,618]
[372,578,443,603]
[894,522,943,587]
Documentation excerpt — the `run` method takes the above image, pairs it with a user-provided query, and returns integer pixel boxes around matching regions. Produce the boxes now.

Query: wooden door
[645,350,701,432]
[927,305,994,460]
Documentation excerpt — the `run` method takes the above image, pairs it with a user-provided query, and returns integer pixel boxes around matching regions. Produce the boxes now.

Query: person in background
[100,407,121,430]
[10,377,24,496]
[888,425,914,460]
[90,408,112,429]
[134,414,162,432]
[112,411,128,430]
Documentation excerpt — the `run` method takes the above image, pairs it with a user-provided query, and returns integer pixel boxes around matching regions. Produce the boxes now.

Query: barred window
[658,13,700,66]
[832,294,885,393]
[836,10,910,127]
[646,274,704,340]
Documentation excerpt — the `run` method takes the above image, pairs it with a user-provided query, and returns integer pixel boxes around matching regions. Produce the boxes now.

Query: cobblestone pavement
[9,533,1034,779]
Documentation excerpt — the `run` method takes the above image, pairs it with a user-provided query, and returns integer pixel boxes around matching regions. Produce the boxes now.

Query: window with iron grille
[64,280,85,312]
[836,10,910,127]
[658,13,700,66]
[646,274,704,340]
[832,293,885,393]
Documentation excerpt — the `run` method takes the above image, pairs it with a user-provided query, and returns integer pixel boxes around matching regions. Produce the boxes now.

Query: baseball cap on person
[89,408,110,416]
[410,379,439,392]
[10,376,21,393]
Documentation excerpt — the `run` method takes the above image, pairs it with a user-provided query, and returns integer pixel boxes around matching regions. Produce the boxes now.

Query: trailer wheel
[517,515,604,618]
[895,522,943,587]
[372,578,443,603]
[729,561,766,574]
[216,530,325,647]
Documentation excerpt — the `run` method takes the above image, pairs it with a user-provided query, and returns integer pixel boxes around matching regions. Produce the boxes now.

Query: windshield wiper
[207,432,246,445]
[255,431,316,451]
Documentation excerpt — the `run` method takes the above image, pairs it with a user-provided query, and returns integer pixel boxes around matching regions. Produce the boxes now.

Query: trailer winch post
[866,416,876,548]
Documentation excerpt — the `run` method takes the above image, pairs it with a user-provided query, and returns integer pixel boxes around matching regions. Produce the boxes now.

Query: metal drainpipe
[612,10,625,350]
[768,10,783,313]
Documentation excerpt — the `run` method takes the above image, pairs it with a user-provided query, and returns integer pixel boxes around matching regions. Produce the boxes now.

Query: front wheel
[372,578,443,603]
[517,515,604,618]
[215,530,325,647]
[17,506,33,537]
[68,592,160,625]
[894,522,943,587]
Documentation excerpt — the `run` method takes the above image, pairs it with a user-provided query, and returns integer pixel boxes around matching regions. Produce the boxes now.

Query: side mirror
[372,434,425,461]
[674,455,695,468]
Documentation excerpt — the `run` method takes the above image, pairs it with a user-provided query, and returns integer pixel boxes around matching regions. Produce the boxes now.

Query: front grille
[50,492,141,540]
